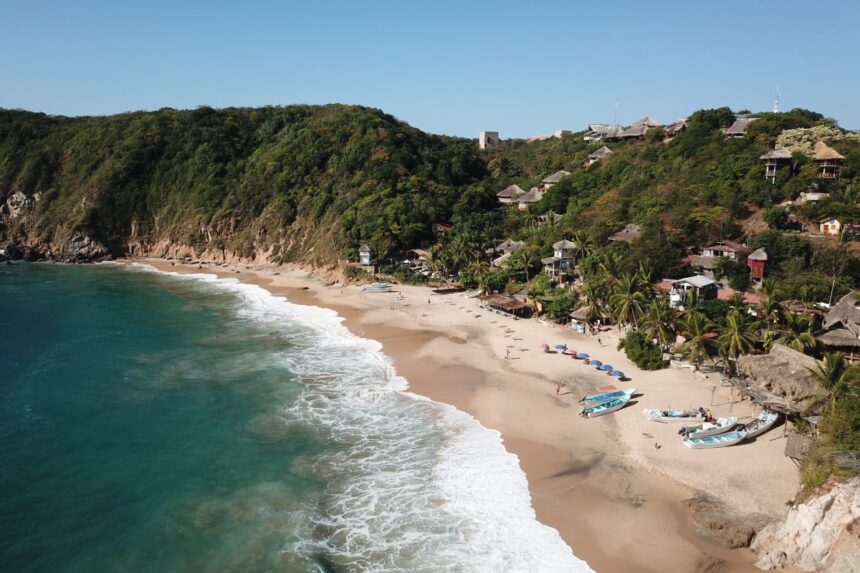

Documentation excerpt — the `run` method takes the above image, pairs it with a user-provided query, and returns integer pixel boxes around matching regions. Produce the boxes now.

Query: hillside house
[812,141,844,179]
[669,275,718,307]
[542,239,578,282]
[496,184,526,204]
[538,211,562,225]
[819,218,842,236]
[664,120,687,138]
[618,125,648,139]
[489,239,525,256]
[583,124,623,142]
[702,240,750,261]
[747,247,768,283]
[608,224,641,243]
[723,117,758,137]
[517,187,544,210]
[526,130,572,142]
[540,170,571,191]
[479,131,499,150]
[632,116,663,128]
[818,291,860,359]
[586,146,613,165]
[760,146,792,181]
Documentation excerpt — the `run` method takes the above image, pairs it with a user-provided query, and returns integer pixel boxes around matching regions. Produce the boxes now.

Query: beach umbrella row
[541,342,628,380]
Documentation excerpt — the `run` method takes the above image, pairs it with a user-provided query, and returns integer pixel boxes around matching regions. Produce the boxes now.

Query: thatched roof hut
[824,291,860,330]
[812,141,845,161]
[735,344,827,414]
[541,170,572,185]
[760,147,793,160]
[723,117,758,137]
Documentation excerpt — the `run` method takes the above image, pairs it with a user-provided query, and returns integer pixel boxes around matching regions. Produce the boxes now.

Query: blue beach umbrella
[609,370,625,378]
[555,344,567,350]
[598,364,613,371]
[587,359,603,367]
[576,352,590,359]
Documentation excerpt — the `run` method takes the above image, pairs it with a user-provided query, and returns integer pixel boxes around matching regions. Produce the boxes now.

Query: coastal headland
[129,257,801,573]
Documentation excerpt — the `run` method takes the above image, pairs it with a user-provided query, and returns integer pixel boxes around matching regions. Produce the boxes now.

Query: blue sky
[1,0,858,137]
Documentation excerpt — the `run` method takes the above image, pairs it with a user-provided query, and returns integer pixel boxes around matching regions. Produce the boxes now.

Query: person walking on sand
[597,336,603,346]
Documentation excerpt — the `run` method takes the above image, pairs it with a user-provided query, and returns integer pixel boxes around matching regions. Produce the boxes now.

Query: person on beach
[597,336,602,346]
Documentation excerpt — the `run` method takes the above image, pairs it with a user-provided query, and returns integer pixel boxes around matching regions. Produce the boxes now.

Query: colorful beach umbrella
[576,352,590,359]
[554,344,567,350]
[609,370,625,378]
[587,360,603,367]
[598,364,613,371]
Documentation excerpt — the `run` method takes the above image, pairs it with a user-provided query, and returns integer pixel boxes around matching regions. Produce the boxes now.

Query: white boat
[741,410,780,439]
[683,429,748,449]
[643,408,705,423]
[580,394,631,418]
[362,282,393,292]
[678,416,738,439]
[580,388,636,405]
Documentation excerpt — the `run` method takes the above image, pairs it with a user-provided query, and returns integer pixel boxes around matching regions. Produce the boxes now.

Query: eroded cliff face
[751,478,860,571]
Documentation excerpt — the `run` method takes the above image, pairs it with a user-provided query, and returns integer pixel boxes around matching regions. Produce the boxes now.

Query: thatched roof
[479,294,530,313]
[812,141,845,161]
[518,187,543,203]
[748,247,768,262]
[632,116,663,128]
[817,328,860,348]
[665,120,687,133]
[608,223,641,242]
[542,170,572,184]
[493,239,525,254]
[553,239,578,250]
[587,146,613,161]
[359,243,371,253]
[760,147,792,160]
[822,291,860,336]
[723,117,758,136]
[735,344,827,413]
[619,125,647,138]
[497,184,525,198]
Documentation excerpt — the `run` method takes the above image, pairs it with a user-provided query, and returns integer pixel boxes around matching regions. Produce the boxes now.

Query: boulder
[751,478,860,571]
[58,232,111,262]
[685,493,771,548]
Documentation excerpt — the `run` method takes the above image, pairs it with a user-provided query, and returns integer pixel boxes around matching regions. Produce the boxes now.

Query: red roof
[434,222,452,233]
[655,279,674,293]
[717,288,764,304]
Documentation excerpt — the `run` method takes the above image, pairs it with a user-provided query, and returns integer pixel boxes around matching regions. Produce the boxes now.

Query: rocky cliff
[751,478,860,571]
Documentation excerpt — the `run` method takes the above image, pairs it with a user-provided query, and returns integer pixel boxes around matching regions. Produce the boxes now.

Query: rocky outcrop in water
[58,232,111,263]
[751,478,860,571]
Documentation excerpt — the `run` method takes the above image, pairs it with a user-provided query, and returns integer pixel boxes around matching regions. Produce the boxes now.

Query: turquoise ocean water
[0,263,591,573]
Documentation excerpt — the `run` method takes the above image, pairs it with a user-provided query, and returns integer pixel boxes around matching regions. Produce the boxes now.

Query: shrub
[545,292,578,324]
[618,331,667,370]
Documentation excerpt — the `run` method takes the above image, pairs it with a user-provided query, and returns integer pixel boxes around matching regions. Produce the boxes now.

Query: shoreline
[126,258,800,572]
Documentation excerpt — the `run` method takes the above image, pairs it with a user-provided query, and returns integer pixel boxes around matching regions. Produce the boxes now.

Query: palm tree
[579,283,608,328]
[679,311,716,369]
[610,272,647,330]
[717,309,759,376]
[772,313,821,355]
[808,352,860,414]
[640,299,676,351]
[755,294,785,335]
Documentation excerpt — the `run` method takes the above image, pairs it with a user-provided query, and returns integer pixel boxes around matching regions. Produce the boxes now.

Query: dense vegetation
[1,104,859,487]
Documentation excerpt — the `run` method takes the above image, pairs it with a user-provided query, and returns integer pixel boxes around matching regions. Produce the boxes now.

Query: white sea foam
[125,264,593,572]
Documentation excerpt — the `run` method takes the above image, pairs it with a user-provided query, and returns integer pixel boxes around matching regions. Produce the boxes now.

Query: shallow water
[0,263,591,572]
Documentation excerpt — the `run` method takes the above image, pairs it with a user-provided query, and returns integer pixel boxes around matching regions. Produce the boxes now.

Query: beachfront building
[478,131,499,150]
[542,239,578,283]
[812,141,844,179]
[819,218,842,236]
[760,146,792,182]
[586,146,613,165]
[608,223,641,243]
[496,184,526,204]
[517,187,544,210]
[747,247,768,284]
[669,275,718,307]
[818,291,860,360]
[723,117,758,138]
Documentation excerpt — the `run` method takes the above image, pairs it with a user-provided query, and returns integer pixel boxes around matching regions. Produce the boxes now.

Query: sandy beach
[129,257,801,573]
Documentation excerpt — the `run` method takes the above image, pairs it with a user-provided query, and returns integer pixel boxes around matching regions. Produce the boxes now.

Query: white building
[479,131,500,150]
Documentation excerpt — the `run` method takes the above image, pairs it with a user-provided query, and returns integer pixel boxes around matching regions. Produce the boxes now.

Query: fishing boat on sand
[643,408,705,423]
[579,388,636,405]
[740,410,780,439]
[362,282,393,293]
[683,428,748,449]
[678,417,737,439]
[580,394,631,418]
